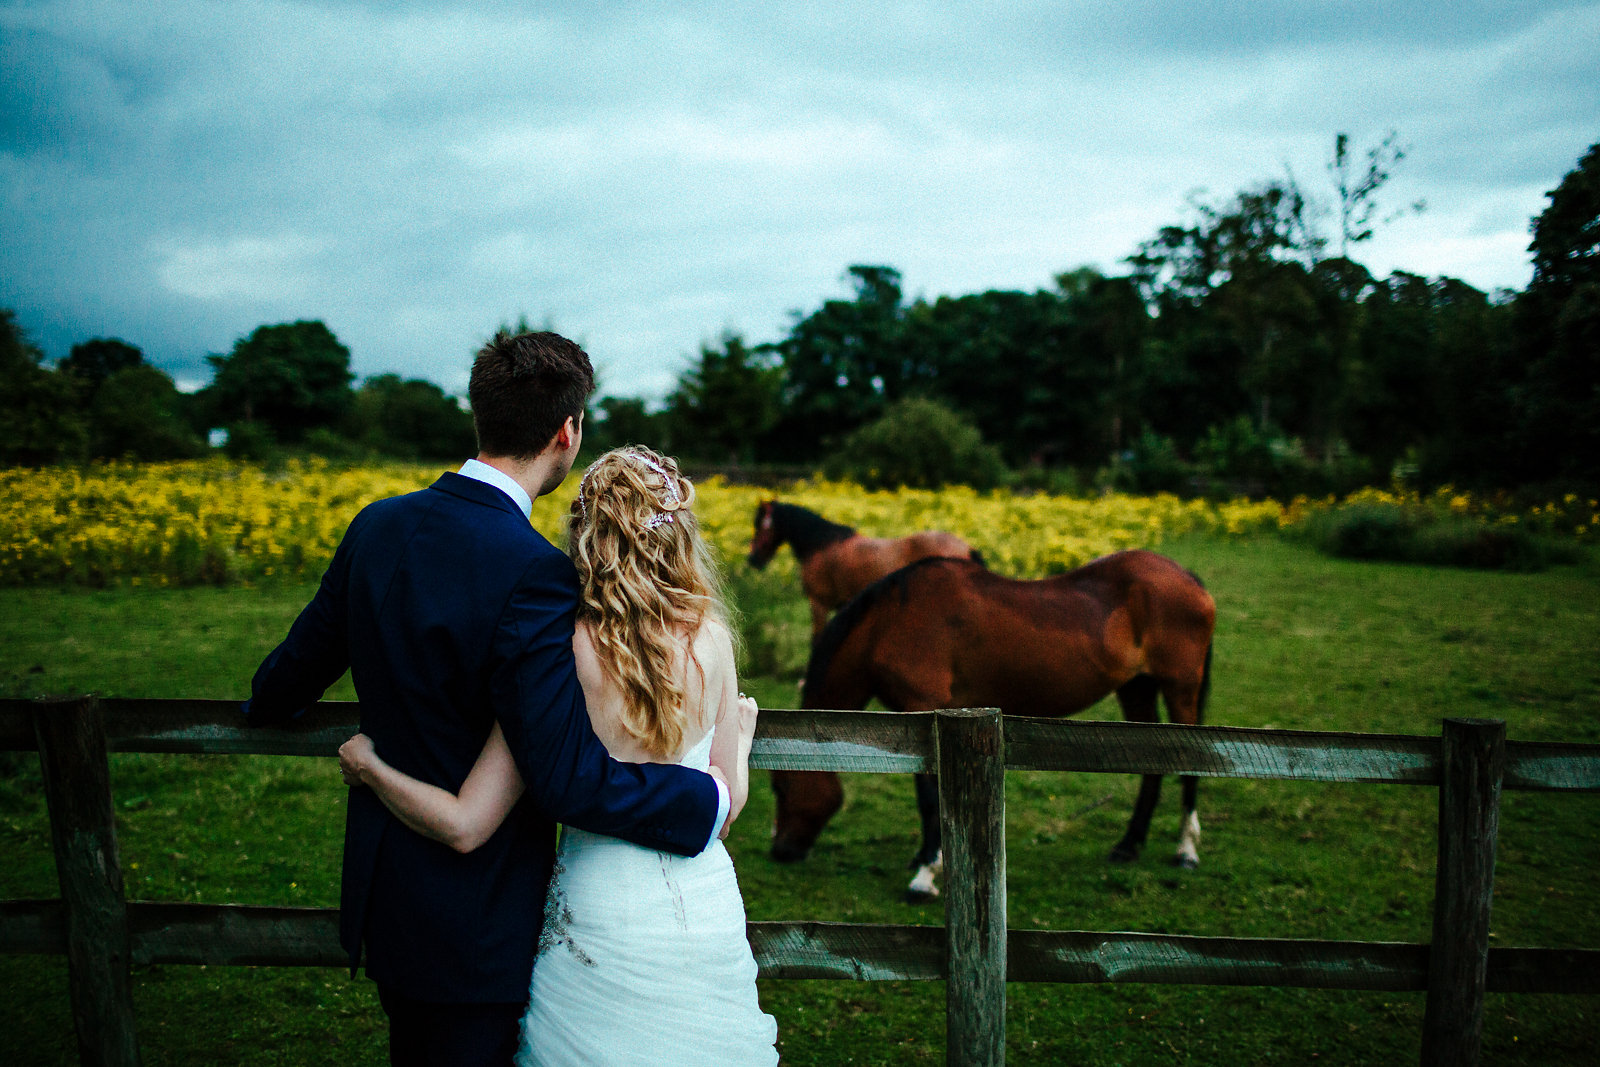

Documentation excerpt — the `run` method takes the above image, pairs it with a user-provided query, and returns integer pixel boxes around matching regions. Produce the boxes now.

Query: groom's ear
[553,415,579,450]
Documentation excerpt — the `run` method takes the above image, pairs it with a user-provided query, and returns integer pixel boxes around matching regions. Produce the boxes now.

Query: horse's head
[769,769,843,863]
[747,499,781,569]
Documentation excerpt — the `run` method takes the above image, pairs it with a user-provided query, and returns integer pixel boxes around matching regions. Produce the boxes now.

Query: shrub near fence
[4,698,1599,1066]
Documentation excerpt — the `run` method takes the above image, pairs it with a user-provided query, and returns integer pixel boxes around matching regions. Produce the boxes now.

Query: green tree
[898,286,1096,466]
[586,396,664,455]
[1515,141,1600,484]
[1127,182,1325,446]
[60,337,143,392]
[770,266,907,459]
[345,374,476,460]
[0,310,89,465]
[661,331,783,463]
[89,364,205,461]
[199,320,354,444]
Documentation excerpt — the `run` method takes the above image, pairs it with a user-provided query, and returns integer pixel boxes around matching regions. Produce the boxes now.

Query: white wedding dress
[516,729,779,1066]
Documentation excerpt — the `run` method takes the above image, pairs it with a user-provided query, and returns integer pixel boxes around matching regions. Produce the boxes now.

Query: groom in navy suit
[244,331,728,1066]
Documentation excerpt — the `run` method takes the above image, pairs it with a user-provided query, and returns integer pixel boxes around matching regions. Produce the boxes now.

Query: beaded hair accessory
[577,451,680,529]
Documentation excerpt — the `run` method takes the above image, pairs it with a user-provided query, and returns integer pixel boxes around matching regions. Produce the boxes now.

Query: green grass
[3,536,1598,1064]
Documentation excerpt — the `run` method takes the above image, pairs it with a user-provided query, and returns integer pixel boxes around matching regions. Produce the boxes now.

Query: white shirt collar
[457,458,533,519]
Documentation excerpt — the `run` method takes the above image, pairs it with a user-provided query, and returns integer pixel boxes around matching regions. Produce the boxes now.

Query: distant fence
[3,698,1600,1066]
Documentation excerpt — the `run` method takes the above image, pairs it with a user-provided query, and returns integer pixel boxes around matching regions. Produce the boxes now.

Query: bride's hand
[338,733,375,787]
[735,693,759,764]
[736,693,759,737]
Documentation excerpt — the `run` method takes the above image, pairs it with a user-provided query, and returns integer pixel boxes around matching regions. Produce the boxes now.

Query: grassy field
[2,534,1597,1064]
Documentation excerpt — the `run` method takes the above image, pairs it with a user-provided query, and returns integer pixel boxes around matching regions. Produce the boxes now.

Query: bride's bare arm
[706,622,758,827]
[338,723,525,854]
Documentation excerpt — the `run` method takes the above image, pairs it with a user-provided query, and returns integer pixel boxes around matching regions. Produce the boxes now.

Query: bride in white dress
[338,447,779,1066]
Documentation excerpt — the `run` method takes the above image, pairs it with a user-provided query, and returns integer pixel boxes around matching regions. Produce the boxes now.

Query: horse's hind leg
[1162,666,1208,869]
[1110,675,1163,863]
[1173,775,1201,869]
[1111,773,1164,863]
[906,772,943,901]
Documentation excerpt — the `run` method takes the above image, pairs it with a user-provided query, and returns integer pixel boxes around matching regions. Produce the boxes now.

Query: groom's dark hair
[469,330,595,458]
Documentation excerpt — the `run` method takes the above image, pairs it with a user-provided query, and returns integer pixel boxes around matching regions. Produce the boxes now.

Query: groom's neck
[475,452,561,502]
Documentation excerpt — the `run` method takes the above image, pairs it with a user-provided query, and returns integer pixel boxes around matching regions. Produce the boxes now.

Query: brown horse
[769,550,1215,899]
[746,500,978,634]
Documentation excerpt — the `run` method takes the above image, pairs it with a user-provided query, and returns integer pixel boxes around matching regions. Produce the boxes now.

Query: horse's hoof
[1108,846,1140,864]
[1169,854,1200,870]
[904,887,938,904]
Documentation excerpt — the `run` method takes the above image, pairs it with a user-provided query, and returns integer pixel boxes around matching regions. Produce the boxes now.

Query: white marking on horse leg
[1175,811,1202,868]
[906,850,944,898]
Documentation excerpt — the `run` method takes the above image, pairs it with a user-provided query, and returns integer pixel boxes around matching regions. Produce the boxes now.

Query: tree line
[0,316,476,466]
[644,137,1598,497]
[3,136,1595,496]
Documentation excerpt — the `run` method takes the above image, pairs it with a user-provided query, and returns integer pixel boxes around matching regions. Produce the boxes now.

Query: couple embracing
[243,331,779,1065]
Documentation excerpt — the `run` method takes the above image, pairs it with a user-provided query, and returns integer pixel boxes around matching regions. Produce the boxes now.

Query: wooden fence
[3,696,1599,1066]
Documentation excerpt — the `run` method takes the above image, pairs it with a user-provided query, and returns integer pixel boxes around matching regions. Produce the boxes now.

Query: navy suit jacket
[245,472,719,1003]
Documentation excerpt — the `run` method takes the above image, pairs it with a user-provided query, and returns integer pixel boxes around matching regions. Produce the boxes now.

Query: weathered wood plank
[0,899,66,954]
[748,921,943,980]
[748,709,933,772]
[33,696,141,1066]
[16,899,1597,995]
[103,698,360,756]
[10,700,1600,791]
[1009,930,1430,989]
[1006,718,1443,784]
[939,709,1007,1066]
[128,902,344,967]
[1423,718,1505,1067]
[1504,740,1600,791]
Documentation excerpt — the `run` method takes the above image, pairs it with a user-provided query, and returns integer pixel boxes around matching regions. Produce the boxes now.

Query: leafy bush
[1289,499,1581,571]
[220,420,280,463]
[1097,430,1191,495]
[823,397,1007,490]
[1190,418,1375,499]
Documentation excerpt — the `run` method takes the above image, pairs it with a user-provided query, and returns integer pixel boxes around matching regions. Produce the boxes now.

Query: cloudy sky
[3,1,1597,400]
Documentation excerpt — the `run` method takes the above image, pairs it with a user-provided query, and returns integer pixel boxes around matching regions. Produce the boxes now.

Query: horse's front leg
[906,772,943,901]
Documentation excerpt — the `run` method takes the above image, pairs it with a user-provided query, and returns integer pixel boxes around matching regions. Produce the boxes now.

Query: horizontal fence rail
[8,700,1599,788]
[7,902,1599,994]
[3,697,1600,1067]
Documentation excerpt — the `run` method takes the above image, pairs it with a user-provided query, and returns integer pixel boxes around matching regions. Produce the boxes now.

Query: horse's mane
[802,556,972,702]
[773,502,856,560]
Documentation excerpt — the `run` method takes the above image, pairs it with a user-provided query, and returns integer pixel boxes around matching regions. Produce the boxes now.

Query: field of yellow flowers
[2,459,1292,588]
[4,460,1593,588]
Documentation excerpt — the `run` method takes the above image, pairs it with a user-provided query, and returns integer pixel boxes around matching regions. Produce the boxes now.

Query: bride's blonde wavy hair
[567,446,733,758]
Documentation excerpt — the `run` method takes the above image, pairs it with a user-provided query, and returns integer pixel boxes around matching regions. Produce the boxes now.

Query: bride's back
[573,617,733,766]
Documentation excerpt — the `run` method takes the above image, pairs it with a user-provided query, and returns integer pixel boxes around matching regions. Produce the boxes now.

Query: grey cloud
[2,0,1594,398]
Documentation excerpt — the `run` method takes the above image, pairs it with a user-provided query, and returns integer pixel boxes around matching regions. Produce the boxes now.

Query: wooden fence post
[1421,717,1505,1067]
[32,696,141,1067]
[937,708,1006,1066]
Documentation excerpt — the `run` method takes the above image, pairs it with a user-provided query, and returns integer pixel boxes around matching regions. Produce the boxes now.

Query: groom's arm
[490,552,722,856]
[243,509,365,725]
